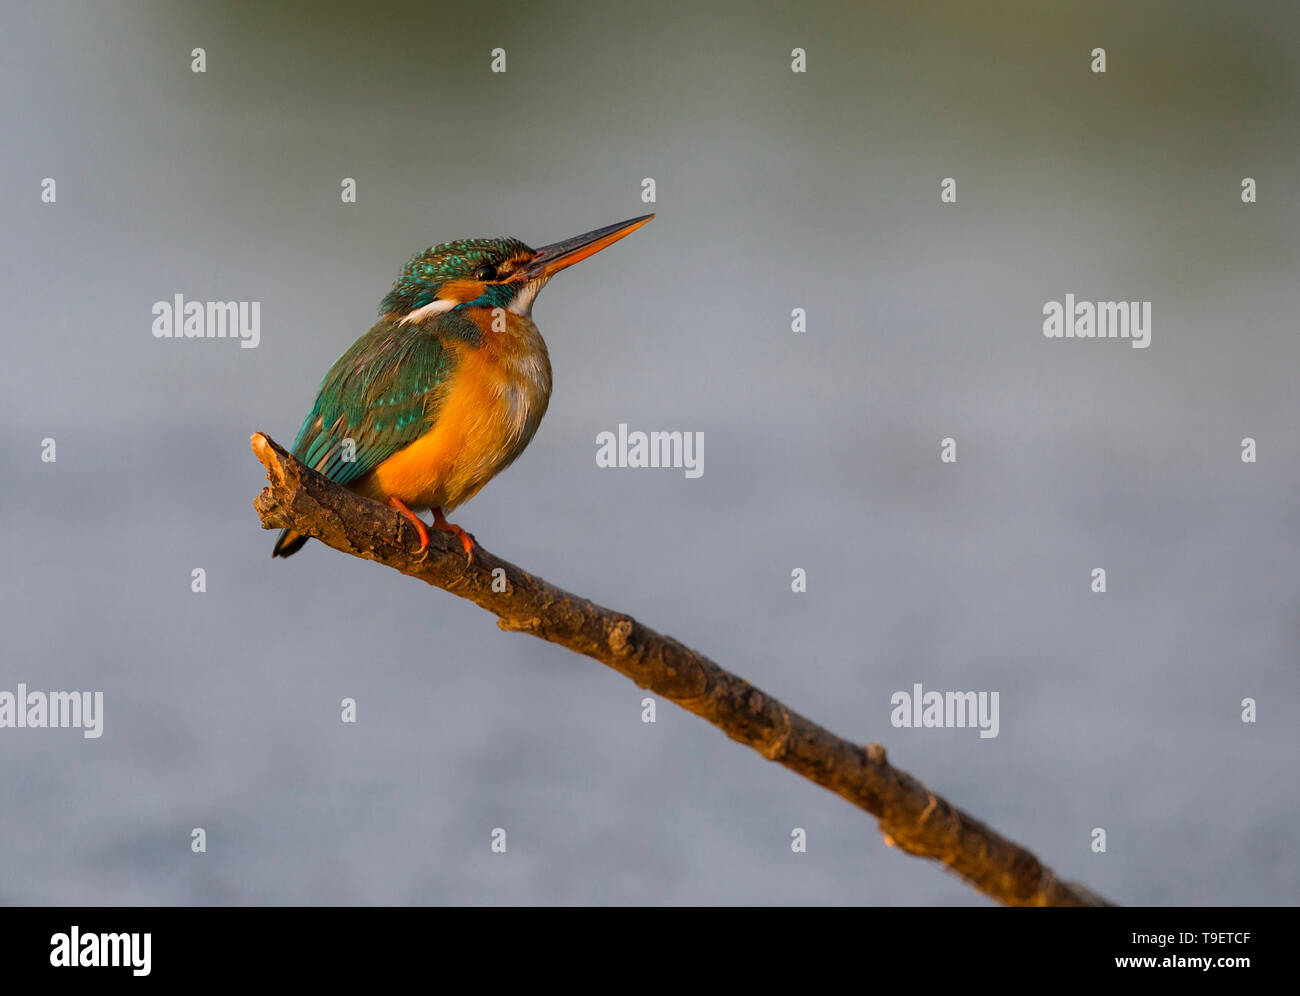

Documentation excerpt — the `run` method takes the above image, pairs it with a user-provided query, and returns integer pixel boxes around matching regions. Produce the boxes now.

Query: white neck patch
[509,278,547,316]
[399,298,458,324]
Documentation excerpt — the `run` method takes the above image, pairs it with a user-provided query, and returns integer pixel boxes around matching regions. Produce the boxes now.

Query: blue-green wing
[291,319,455,485]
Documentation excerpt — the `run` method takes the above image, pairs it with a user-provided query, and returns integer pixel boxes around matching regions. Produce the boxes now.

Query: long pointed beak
[523,214,654,281]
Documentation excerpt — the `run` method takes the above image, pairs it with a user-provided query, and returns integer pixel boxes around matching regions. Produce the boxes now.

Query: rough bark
[251,431,1112,907]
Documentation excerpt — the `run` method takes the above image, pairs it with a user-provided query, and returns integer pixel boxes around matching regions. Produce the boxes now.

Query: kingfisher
[272,213,654,561]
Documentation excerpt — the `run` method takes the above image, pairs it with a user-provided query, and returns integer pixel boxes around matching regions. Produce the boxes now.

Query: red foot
[432,507,477,561]
[388,497,430,553]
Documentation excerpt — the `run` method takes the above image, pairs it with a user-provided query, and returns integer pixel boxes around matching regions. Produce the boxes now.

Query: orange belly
[352,327,550,512]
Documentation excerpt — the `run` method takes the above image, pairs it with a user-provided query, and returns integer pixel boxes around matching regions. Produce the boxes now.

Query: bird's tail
[271,529,309,559]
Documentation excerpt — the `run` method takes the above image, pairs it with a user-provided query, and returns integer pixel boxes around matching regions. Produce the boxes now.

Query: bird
[271,213,654,561]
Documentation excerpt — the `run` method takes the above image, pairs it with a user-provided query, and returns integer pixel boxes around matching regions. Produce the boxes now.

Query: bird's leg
[432,507,477,563]
[387,497,430,560]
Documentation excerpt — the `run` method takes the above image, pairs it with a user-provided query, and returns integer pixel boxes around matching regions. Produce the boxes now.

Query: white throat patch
[509,278,547,316]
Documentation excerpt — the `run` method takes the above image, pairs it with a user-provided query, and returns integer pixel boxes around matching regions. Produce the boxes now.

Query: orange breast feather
[356,334,544,512]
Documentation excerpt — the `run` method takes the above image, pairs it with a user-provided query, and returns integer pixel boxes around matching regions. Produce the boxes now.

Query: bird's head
[381,214,654,323]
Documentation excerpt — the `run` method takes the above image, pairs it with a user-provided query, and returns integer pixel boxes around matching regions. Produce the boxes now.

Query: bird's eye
[473,263,497,281]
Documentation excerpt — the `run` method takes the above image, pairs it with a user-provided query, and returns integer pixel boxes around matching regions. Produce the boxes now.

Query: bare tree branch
[250,431,1112,907]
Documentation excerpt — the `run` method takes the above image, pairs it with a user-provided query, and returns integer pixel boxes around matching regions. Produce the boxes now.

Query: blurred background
[1,0,1297,905]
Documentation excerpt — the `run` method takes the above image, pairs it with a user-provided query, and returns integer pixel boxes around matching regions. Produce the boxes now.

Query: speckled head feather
[380,237,533,315]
